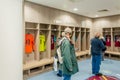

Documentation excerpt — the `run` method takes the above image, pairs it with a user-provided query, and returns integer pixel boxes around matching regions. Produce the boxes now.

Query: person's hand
[70,40,74,45]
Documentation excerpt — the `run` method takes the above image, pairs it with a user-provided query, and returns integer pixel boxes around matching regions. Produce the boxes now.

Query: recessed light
[95,15,98,17]
[73,8,78,11]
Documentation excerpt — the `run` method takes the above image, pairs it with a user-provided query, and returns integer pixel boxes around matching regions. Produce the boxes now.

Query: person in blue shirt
[91,32,106,76]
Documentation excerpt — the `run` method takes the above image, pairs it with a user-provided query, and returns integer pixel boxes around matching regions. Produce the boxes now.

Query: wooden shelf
[81,28,86,32]
[69,26,75,32]
[25,28,38,30]
[75,31,81,32]
[86,31,90,33]
[76,51,89,57]
[105,51,120,59]
[105,51,120,55]
[40,29,50,31]
[102,27,120,53]
[112,31,120,33]
[40,24,50,30]
[24,22,91,77]
[51,25,59,31]
[86,28,90,32]
[103,28,111,32]
[23,58,53,71]
[112,27,120,32]
[51,29,59,31]
[81,31,85,32]
[75,27,80,32]
[61,26,67,31]
[76,51,90,60]
[23,58,53,77]
[103,31,111,32]
[25,22,38,29]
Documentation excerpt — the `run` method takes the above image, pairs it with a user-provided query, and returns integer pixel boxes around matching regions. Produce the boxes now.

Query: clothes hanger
[40,31,43,35]
[27,32,30,34]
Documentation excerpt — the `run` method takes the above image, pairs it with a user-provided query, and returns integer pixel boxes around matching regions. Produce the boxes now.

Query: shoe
[57,73,62,77]
[95,73,103,76]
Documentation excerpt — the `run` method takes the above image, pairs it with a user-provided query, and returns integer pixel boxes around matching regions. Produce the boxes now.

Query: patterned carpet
[87,75,119,80]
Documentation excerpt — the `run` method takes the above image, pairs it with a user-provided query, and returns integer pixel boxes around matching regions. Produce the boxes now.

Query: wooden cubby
[102,27,120,59]
[51,25,60,57]
[112,27,120,52]
[81,28,86,51]
[75,27,81,51]
[86,28,90,50]
[69,26,75,32]
[103,28,111,32]
[39,23,51,59]
[61,25,67,32]
[102,28,112,51]
[75,27,90,60]
[24,22,39,63]
[70,26,75,44]
[23,22,53,78]
[24,22,90,77]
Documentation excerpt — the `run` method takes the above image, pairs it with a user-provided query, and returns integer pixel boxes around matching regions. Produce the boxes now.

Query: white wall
[24,1,93,39]
[0,0,23,80]
[92,15,120,38]
[24,1,93,27]
[25,1,120,40]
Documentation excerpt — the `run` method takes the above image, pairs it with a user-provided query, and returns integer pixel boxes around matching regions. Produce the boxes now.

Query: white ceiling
[27,0,120,18]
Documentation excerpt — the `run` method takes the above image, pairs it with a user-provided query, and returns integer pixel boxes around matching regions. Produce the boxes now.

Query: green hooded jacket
[61,37,79,75]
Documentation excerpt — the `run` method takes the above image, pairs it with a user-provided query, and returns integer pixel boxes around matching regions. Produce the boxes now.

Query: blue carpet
[28,59,120,80]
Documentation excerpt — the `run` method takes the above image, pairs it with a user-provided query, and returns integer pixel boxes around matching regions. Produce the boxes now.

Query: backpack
[56,37,66,64]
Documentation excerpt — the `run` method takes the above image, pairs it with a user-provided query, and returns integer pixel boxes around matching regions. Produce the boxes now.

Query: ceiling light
[73,8,78,11]
[95,15,98,17]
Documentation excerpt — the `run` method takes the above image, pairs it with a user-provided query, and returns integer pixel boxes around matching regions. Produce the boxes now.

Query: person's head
[95,32,101,38]
[64,27,72,38]
[61,32,65,37]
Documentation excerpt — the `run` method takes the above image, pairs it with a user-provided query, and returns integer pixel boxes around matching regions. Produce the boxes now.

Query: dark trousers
[102,51,105,61]
[57,70,62,76]
[92,55,101,74]
[63,74,71,80]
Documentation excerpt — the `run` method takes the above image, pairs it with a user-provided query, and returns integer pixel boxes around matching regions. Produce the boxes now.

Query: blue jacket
[91,37,105,55]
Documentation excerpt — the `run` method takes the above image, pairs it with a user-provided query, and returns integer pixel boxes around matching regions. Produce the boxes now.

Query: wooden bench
[76,51,89,60]
[23,58,54,76]
[23,51,90,78]
[105,51,120,59]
